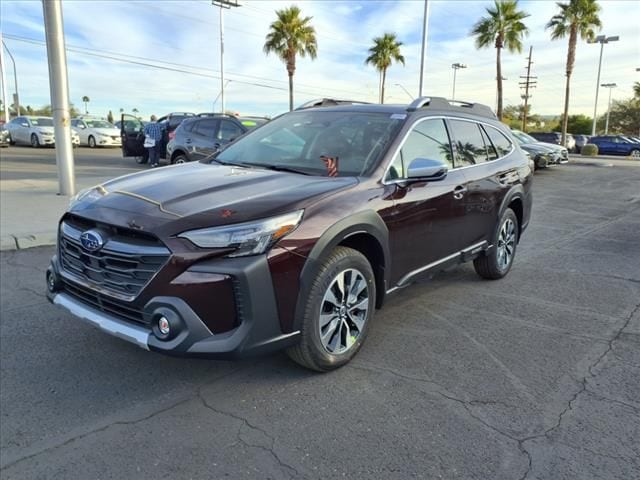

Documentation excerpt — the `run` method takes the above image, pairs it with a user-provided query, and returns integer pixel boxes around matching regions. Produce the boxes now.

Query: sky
[1,0,638,120]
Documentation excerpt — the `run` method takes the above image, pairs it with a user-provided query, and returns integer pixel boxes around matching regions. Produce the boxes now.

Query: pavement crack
[197,391,300,479]
[0,397,193,472]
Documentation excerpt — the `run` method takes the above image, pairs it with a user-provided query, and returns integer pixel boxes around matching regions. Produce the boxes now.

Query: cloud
[0,0,638,119]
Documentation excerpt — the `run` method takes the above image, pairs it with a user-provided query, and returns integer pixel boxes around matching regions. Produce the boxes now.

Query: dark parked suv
[47,97,532,371]
[166,114,249,164]
[121,112,195,163]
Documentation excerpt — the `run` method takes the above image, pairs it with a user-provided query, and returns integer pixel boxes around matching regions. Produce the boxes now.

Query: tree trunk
[381,67,387,104]
[561,26,578,147]
[496,46,503,120]
[287,53,296,112]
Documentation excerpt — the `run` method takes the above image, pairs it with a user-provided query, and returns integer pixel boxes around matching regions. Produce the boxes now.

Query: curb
[0,232,57,252]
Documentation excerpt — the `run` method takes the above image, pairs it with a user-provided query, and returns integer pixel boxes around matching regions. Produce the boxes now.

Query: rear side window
[479,127,498,161]
[484,126,513,157]
[387,119,453,180]
[195,119,218,138]
[180,120,196,133]
[448,119,487,166]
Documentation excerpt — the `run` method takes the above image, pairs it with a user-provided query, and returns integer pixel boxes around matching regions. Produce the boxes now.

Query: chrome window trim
[381,115,515,185]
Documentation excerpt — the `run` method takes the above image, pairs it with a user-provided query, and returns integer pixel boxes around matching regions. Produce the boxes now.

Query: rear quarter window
[484,126,513,157]
[448,119,488,166]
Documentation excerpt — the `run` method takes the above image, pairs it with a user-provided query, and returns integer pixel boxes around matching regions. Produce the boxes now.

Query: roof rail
[406,96,496,119]
[196,112,238,118]
[296,98,372,110]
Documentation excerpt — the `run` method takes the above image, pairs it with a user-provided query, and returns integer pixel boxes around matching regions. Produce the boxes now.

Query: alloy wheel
[631,150,640,159]
[319,268,369,355]
[497,218,516,270]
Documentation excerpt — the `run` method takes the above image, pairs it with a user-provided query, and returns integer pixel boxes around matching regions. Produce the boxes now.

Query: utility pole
[418,0,430,97]
[212,0,240,113]
[519,46,536,132]
[42,0,75,196]
[0,31,9,122]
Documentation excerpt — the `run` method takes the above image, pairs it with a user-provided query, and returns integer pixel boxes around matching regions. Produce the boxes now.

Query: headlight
[178,210,304,257]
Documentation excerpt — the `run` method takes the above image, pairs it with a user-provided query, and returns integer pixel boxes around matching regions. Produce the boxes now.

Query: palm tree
[365,33,405,104]
[471,0,529,120]
[547,0,601,146]
[264,6,317,111]
[633,82,640,99]
[82,95,90,114]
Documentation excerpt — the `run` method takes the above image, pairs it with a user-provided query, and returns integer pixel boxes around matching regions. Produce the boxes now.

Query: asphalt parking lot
[1,160,639,479]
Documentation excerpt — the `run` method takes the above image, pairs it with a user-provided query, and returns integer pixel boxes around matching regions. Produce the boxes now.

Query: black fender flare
[292,210,390,331]
[498,184,526,235]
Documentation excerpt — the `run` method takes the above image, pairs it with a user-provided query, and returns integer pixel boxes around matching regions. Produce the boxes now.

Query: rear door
[120,114,145,157]
[191,118,219,160]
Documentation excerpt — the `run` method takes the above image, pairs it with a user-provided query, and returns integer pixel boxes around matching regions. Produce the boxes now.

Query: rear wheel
[287,247,376,372]
[474,208,518,280]
[30,133,40,148]
[88,135,97,148]
[172,154,188,164]
[135,152,148,164]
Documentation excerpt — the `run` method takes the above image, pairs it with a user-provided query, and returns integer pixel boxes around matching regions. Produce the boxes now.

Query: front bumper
[46,254,300,359]
[94,136,122,147]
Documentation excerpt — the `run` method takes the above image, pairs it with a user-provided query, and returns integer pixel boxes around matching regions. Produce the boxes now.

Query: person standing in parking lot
[143,115,164,168]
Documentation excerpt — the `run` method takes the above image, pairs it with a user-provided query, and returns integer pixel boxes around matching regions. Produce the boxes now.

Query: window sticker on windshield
[390,113,407,120]
[241,120,257,126]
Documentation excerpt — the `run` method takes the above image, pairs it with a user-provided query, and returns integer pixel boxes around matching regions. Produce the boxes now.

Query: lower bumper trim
[53,292,150,350]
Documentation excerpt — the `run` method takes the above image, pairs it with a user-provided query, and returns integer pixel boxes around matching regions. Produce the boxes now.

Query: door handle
[185,139,192,144]
[453,185,467,200]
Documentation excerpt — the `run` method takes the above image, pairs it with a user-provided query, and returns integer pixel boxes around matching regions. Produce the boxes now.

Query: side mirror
[21,122,29,127]
[406,158,448,181]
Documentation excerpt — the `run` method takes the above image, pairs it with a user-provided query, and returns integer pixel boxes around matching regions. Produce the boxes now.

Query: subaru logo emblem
[80,230,104,252]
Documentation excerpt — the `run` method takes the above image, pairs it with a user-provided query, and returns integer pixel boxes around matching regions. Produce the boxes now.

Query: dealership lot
[0,155,639,479]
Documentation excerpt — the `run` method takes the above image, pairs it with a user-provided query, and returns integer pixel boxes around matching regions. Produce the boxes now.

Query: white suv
[71,117,121,148]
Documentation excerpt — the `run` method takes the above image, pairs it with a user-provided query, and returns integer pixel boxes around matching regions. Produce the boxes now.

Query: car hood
[69,162,357,236]
[539,142,566,152]
[36,126,55,134]
[519,143,552,154]
[92,127,120,135]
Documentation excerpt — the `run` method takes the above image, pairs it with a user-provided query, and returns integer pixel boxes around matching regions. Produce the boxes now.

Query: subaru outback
[47,97,533,372]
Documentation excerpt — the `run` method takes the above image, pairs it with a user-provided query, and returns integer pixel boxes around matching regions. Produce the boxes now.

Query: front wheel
[630,149,640,159]
[31,133,40,148]
[88,136,97,148]
[287,247,376,372]
[474,208,518,280]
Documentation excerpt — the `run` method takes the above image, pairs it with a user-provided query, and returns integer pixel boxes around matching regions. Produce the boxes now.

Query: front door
[120,114,145,157]
[383,118,474,284]
[191,118,220,161]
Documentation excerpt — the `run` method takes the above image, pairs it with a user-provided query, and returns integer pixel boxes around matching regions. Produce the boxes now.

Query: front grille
[61,278,148,325]
[58,216,170,299]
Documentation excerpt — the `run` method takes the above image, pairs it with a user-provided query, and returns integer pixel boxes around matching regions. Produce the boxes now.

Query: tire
[172,154,188,164]
[474,208,518,280]
[630,149,640,159]
[31,133,40,148]
[88,136,96,148]
[8,134,15,146]
[287,247,376,372]
[135,153,148,164]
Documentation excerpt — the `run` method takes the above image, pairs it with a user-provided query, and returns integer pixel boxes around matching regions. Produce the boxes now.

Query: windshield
[31,118,54,127]
[214,111,404,177]
[511,130,538,144]
[85,120,115,129]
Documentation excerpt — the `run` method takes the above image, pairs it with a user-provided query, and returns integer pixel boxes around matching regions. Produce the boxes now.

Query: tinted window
[484,126,513,157]
[480,127,498,161]
[168,114,194,129]
[195,119,218,138]
[387,119,453,179]
[180,120,196,133]
[217,120,244,142]
[449,119,487,166]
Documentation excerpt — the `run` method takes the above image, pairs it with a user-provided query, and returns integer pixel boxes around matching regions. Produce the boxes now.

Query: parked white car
[71,118,121,147]
[5,115,80,148]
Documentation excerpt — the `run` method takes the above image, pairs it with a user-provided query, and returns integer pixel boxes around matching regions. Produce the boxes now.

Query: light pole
[395,83,413,100]
[0,31,9,122]
[451,63,467,101]
[418,0,430,97]
[2,40,19,116]
[588,35,619,136]
[212,1,240,114]
[601,83,616,134]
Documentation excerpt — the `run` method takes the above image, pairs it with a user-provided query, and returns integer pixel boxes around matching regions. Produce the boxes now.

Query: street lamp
[212,0,240,113]
[2,40,19,116]
[395,83,413,100]
[588,34,619,136]
[451,63,467,101]
[601,83,616,134]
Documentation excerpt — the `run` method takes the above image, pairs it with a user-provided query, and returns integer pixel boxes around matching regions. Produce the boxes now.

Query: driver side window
[386,119,453,180]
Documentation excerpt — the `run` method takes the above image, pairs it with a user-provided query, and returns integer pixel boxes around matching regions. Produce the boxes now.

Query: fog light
[46,270,58,293]
[158,316,170,335]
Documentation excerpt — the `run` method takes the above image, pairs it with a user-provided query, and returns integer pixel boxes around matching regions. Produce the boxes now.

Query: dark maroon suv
[46,97,533,371]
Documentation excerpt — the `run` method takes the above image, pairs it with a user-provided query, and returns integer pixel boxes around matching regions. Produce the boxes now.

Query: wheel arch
[170,149,188,162]
[499,185,525,240]
[293,210,391,332]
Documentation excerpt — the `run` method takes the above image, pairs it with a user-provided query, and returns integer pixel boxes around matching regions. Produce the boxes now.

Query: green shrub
[581,144,598,156]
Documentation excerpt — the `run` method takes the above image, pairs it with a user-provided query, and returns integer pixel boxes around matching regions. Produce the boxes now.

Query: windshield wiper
[232,162,311,176]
